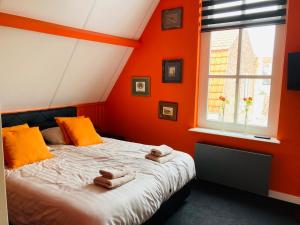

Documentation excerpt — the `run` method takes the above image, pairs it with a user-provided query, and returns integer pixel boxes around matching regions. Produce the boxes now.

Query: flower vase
[244,110,248,133]
[221,106,225,131]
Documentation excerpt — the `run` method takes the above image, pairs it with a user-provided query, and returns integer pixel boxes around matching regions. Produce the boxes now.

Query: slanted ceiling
[0,0,159,112]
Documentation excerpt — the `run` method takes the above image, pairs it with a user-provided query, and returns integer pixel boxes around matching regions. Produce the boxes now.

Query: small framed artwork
[132,77,150,96]
[159,101,178,121]
[162,59,183,83]
[162,7,183,30]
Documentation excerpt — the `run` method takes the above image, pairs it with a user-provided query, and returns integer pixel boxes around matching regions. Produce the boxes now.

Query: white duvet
[5,138,195,225]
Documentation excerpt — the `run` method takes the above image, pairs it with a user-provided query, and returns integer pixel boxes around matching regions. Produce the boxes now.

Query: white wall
[0,0,159,112]
[0,114,8,225]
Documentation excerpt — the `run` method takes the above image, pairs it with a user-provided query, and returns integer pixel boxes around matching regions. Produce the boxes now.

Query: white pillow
[41,127,66,145]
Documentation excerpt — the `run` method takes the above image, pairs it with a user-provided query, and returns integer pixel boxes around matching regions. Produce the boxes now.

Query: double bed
[2,107,195,225]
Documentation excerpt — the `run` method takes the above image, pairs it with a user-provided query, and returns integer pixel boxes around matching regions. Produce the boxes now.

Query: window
[198,24,285,137]
[198,0,287,137]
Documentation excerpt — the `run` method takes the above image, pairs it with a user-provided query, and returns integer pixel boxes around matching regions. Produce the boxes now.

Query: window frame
[198,24,286,137]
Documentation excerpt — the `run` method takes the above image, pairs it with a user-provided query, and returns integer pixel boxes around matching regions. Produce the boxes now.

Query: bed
[2,107,195,225]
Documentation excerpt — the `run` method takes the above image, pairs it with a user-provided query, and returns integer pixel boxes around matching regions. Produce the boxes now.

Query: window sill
[189,127,280,144]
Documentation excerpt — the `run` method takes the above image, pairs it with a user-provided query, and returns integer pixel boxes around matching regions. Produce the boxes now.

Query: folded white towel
[94,173,136,189]
[146,152,176,164]
[150,145,173,157]
[99,168,128,179]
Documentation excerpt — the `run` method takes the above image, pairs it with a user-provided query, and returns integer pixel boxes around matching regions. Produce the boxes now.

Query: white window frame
[198,25,286,137]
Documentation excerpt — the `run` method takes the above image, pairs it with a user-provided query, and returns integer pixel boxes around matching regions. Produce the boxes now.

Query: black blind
[201,0,287,32]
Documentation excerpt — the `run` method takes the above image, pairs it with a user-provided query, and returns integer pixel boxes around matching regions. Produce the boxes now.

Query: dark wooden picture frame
[159,101,178,121]
[162,59,183,83]
[132,77,150,96]
[162,7,183,30]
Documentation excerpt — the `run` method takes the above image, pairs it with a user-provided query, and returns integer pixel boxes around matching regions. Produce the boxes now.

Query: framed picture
[162,7,183,30]
[159,101,178,121]
[132,77,150,96]
[162,59,183,83]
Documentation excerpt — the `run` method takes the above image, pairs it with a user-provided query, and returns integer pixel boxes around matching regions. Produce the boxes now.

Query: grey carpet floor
[150,180,299,225]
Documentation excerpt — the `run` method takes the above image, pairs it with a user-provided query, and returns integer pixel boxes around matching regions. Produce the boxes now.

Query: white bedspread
[5,138,195,225]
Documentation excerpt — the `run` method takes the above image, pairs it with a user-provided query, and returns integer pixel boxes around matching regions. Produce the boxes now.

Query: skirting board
[269,190,300,205]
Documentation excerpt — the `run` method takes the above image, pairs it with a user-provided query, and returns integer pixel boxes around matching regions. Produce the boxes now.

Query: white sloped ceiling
[51,41,132,107]
[0,0,159,111]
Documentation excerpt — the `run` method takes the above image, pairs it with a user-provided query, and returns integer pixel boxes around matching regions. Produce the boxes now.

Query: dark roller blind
[201,0,287,32]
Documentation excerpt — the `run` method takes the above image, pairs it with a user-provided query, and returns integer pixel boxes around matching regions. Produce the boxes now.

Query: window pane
[240,26,276,76]
[207,78,236,123]
[209,30,239,76]
[237,79,271,127]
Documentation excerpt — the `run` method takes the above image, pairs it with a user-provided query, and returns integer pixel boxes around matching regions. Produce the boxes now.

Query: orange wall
[77,102,107,130]
[105,0,300,197]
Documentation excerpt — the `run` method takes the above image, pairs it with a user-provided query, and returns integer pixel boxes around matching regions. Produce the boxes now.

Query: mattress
[5,138,195,225]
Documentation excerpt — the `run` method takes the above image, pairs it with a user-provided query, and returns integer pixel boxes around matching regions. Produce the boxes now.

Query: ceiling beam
[0,12,141,48]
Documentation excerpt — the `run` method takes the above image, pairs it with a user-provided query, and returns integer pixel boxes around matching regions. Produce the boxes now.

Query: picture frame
[132,77,150,96]
[162,7,183,30]
[162,59,183,83]
[159,101,178,121]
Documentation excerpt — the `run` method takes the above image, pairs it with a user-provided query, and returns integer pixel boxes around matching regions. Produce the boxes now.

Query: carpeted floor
[148,180,299,225]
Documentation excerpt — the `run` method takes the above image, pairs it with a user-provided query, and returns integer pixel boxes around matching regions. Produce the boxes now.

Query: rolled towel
[146,152,176,164]
[94,173,136,189]
[99,168,128,179]
[150,144,173,157]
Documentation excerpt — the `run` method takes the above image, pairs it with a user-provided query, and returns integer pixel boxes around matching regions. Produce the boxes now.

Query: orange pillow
[55,117,84,144]
[2,124,30,166]
[2,123,29,136]
[62,117,102,146]
[3,127,53,169]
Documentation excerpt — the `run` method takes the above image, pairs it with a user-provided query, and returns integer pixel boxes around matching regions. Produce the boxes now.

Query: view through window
[199,24,284,135]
